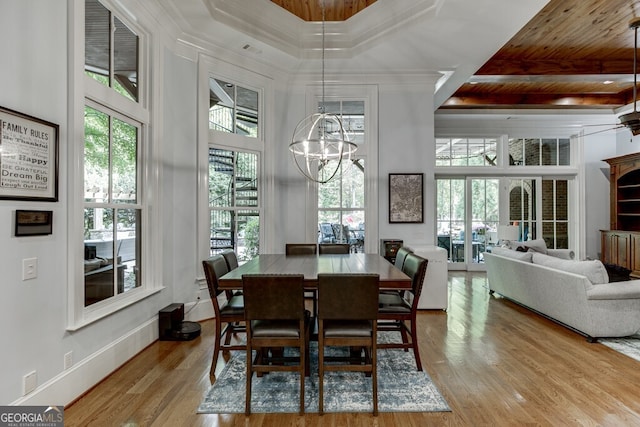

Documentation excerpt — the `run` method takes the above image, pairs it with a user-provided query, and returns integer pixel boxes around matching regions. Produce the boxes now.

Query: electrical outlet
[22,257,37,280]
[64,351,73,370]
[23,371,37,395]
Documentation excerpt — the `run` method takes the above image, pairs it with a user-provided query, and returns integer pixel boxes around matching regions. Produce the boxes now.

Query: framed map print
[389,173,423,223]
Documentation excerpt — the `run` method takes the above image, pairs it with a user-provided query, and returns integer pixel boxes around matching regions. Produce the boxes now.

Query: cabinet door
[602,231,630,268]
[631,233,640,277]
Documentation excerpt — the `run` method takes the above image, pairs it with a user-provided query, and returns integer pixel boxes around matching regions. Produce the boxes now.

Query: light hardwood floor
[64,272,640,426]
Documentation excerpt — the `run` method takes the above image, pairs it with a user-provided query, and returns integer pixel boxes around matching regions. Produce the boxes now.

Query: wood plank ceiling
[273,0,640,110]
[270,0,376,22]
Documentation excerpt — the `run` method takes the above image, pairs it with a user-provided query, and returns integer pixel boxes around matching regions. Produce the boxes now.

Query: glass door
[468,178,499,270]
[436,177,500,270]
[436,179,465,268]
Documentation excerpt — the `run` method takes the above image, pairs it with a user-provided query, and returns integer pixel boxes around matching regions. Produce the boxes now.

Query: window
[317,101,365,252]
[209,78,258,137]
[508,138,570,166]
[73,0,149,319]
[85,0,139,102]
[208,148,260,262]
[436,138,498,166]
[83,105,141,306]
[542,179,569,249]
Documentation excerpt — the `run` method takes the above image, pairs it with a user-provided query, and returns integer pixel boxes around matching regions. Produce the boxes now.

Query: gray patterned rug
[198,333,451,414]
[600,334,640,362]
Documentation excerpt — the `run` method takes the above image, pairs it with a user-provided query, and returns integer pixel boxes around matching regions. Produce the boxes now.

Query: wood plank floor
[64,272,640,426]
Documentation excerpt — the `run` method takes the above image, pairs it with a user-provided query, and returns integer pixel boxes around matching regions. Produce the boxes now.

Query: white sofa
[485,246,640,341]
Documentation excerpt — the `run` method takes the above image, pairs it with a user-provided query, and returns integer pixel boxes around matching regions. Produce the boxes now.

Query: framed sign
[0,106,59,201]
[15,210,53,236]
[389,173,424,223]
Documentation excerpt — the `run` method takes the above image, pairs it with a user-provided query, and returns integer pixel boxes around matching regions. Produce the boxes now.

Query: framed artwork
[389,173,424,223]
[15,210,53,236]
[0,106,59,201]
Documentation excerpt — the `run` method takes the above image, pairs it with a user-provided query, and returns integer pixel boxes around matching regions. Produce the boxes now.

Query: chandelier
[289,2,357,183]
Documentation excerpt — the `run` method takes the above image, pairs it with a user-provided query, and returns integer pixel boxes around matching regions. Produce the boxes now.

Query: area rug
[600,334,640,362]
[198,333,451,414]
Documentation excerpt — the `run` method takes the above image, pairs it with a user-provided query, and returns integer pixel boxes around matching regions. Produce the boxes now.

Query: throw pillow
[531,253,609,285]
[604,263,631,282]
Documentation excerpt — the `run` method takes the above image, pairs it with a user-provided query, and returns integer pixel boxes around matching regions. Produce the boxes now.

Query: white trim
[68,0,161,329]
[197,53,273,276]
[302,84,379,252]
[13,317,158,406]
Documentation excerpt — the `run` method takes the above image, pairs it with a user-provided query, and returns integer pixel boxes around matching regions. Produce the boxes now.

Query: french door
[437,176,570,270]
[436,177,499,270]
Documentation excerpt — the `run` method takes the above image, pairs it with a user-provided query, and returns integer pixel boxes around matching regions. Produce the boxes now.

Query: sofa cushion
[491,247,533,262]
[531,252,609,285]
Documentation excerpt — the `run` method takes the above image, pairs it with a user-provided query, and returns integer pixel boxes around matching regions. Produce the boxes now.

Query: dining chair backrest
[402,253,428,302]
[242,274,306,320]
[318,273,379,320]
[220,249,239,271]
[319,243,351,254]
[394,247,413,270]
[202,255,230,301]
[285,243,318,255]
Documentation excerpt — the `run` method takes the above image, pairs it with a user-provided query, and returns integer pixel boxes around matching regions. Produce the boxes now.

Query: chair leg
[245,344,253,415]
[410,316,423,371]
[210,320,222,377]
[371,343,378,416]
[299,341,305,415]
[400,321,410,352]
[318,330,325,415]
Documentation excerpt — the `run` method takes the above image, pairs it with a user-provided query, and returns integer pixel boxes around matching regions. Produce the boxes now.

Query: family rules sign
[0,107,58,201]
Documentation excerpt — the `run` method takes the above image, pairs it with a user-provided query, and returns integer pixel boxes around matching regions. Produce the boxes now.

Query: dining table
[217,253,412,290]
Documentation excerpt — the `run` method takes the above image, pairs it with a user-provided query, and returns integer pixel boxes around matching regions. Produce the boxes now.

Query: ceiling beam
[476,59,635,76]
[441,93,628,109]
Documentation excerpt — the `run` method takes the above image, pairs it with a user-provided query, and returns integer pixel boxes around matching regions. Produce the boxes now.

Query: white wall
[0,0,194,406]
[0,0,630,408]
[378,83,436,247]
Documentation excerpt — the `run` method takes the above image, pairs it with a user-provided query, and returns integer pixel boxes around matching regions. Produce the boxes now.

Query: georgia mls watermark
[0,406,63,427]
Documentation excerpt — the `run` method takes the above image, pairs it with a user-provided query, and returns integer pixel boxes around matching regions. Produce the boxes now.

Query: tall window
[80,0,146,310]
[208,148,260,262]
[317,101,365,252]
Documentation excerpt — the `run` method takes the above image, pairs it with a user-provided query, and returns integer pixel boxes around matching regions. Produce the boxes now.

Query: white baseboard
[11,300,213,407]
[185,298,214,322]
[11,317,159,407]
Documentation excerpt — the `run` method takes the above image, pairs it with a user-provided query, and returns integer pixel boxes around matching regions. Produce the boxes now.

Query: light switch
[22,258,37,280]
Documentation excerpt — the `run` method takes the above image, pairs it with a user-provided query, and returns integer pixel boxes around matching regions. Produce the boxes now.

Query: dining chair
[242,274,310,415]
[202,255,246,377]
[380,246,414,298]
[285,243,318,255]
[318,243,351,254]
[377,253,428,371]
[220,249,242,296]
[220,248,239,271]
[317,273,379,416]
[285,243,318,315]
[394,246,413,270]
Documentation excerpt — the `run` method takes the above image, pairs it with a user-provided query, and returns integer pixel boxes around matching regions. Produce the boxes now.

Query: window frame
[68,0,157,329]
[197,56,272,275]
[305,85,379,253]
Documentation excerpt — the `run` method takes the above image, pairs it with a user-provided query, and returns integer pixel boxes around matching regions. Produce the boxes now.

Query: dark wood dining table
[217,253,411,290]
